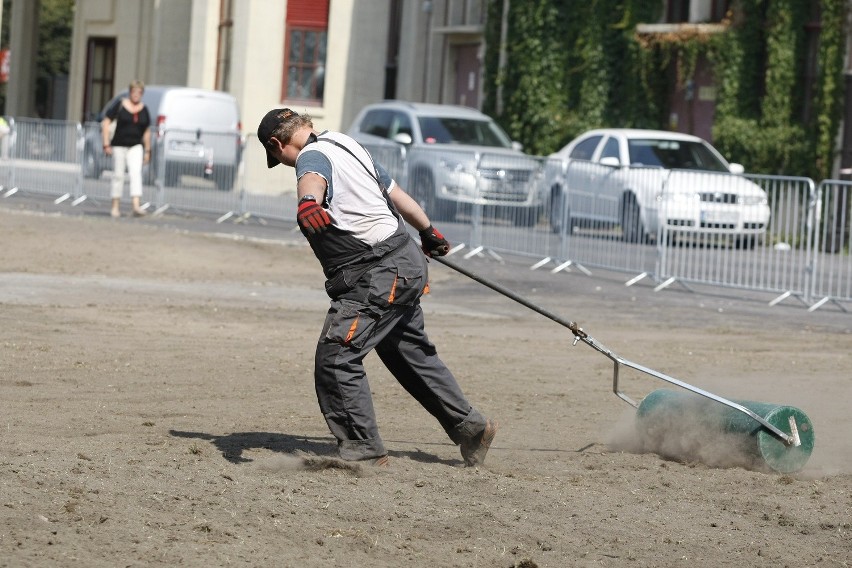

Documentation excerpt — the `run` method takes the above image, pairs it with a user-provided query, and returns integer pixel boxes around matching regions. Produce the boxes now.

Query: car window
[359,109,393,139]
[143,91,164,118]
[627,139,729,172]
[388,112,413,139]
[417,116,511,147]
[569,136,602,160]
[165,96,238,129]
[599,136,620,162]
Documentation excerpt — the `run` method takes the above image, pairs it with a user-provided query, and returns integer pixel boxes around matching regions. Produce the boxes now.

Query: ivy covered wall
[482,0,847,180]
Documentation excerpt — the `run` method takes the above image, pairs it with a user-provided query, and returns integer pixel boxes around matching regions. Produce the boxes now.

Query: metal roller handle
[431,255,797,447]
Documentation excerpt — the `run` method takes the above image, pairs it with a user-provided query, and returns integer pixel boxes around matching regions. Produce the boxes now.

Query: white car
[348,101,543,225]
[85,86,243,190]
[543,129,770,246]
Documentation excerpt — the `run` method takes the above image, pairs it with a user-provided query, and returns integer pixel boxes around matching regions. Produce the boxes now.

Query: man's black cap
[257,108,296,168]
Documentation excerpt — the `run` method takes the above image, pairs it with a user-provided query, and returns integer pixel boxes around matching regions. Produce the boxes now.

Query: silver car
[348,101,543,226]
[542,128,770,246]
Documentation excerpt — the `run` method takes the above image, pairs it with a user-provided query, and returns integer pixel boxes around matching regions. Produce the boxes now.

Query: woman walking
[101,80,152,217]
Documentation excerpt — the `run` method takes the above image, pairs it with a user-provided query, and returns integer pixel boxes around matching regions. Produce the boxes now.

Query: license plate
[170,140,202,153]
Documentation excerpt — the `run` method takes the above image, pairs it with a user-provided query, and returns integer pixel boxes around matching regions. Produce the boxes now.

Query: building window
[283,0,328,105]
[666,0,731,23]
[711,0,731,21]
[83,37,115,121]
[667,0,690,23]
[215,0,234,92]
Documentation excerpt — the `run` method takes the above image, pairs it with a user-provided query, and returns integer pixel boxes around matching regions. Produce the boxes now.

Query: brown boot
[460,418,498,467]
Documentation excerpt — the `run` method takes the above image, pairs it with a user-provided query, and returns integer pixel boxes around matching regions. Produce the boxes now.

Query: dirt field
[1,199,850,567]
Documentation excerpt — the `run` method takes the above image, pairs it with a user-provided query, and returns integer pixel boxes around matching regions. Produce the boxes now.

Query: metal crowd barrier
[0,117,15,192]
[4,116,851,311]
[358,145,553,263]
[464,151,550,260]
[237,133,294,223]
[544,159,659,279]
[657,173,816,306]
[810,180,852,310]
[4,118,82,202]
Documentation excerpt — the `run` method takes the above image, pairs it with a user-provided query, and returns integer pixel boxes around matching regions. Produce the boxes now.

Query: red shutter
[286,0,329,27]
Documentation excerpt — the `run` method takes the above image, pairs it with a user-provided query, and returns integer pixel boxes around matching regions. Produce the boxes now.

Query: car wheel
[410,169,448,221]
[83,149,101,179]
[215,165,237,191]
[164,164,181,187]
[620,194,647,243]
[25,128,55,159]
[513,206,541,227]
[548,185,571,234]
[143,157,157,186]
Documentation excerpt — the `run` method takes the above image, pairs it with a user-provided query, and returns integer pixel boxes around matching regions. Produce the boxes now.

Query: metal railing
[544,159,659,279]
[3,116,850,311]
[809,180,852,310]
[657,174,816,306]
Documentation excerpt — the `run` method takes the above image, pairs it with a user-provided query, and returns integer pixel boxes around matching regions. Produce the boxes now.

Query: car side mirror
[393,132,413,145]
[511,141,524,152]
[599,156,621,167]
[728,163,745,174]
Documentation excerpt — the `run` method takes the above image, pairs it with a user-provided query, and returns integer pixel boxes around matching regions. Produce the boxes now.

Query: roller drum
[635,389,814,473]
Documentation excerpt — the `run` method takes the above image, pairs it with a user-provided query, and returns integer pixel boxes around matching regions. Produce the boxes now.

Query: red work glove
[419,225,450,257]
[297,198,331,235]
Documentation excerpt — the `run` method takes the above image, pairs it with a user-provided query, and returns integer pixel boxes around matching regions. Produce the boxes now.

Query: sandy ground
[1,197,850,567]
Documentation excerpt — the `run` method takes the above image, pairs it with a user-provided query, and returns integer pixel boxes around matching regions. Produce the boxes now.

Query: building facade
[56,0,488,136]
[3,0,852,178]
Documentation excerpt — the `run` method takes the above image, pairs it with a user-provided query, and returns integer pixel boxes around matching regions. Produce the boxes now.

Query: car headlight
[738,195,768,206]
[439,158,475,175]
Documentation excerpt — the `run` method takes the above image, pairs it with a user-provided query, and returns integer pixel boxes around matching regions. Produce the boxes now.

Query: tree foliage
[36,0,75,115]
[483,0,661,155]
[483,0,846,180]
[709,0,815,176]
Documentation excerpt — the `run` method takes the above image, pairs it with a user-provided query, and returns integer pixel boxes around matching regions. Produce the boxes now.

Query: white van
[84,85,242,190]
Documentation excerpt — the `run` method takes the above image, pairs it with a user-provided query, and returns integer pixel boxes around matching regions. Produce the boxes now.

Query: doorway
[454,44,480,109]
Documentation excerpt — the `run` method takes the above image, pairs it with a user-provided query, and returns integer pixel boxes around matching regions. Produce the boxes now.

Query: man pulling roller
[257,108,498,467]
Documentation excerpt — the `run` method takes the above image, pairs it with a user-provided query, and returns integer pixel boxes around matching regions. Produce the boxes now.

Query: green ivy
[814,0,845,180]
[483,0,661,154]
[710,0,818,176]
[483,0,845,180]
[500,0,572,155]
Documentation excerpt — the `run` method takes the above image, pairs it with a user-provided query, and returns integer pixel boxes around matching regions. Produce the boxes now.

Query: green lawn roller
[433,255,814,474]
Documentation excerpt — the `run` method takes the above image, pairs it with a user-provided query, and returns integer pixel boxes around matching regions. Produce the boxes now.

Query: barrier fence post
[805,180,819,304]
[73,122,85,202]
[470,151,484,250]
[153,129,167,213]
[0,117,15,195]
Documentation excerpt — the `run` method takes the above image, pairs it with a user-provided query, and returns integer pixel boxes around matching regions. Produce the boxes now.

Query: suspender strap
[316,137,399,215]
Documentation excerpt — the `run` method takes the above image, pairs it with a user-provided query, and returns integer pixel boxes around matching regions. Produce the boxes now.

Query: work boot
[367,455,389,467]
[460,418,498,467]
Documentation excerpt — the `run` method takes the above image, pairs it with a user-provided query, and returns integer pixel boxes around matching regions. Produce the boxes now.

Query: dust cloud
[608,398,769,472]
